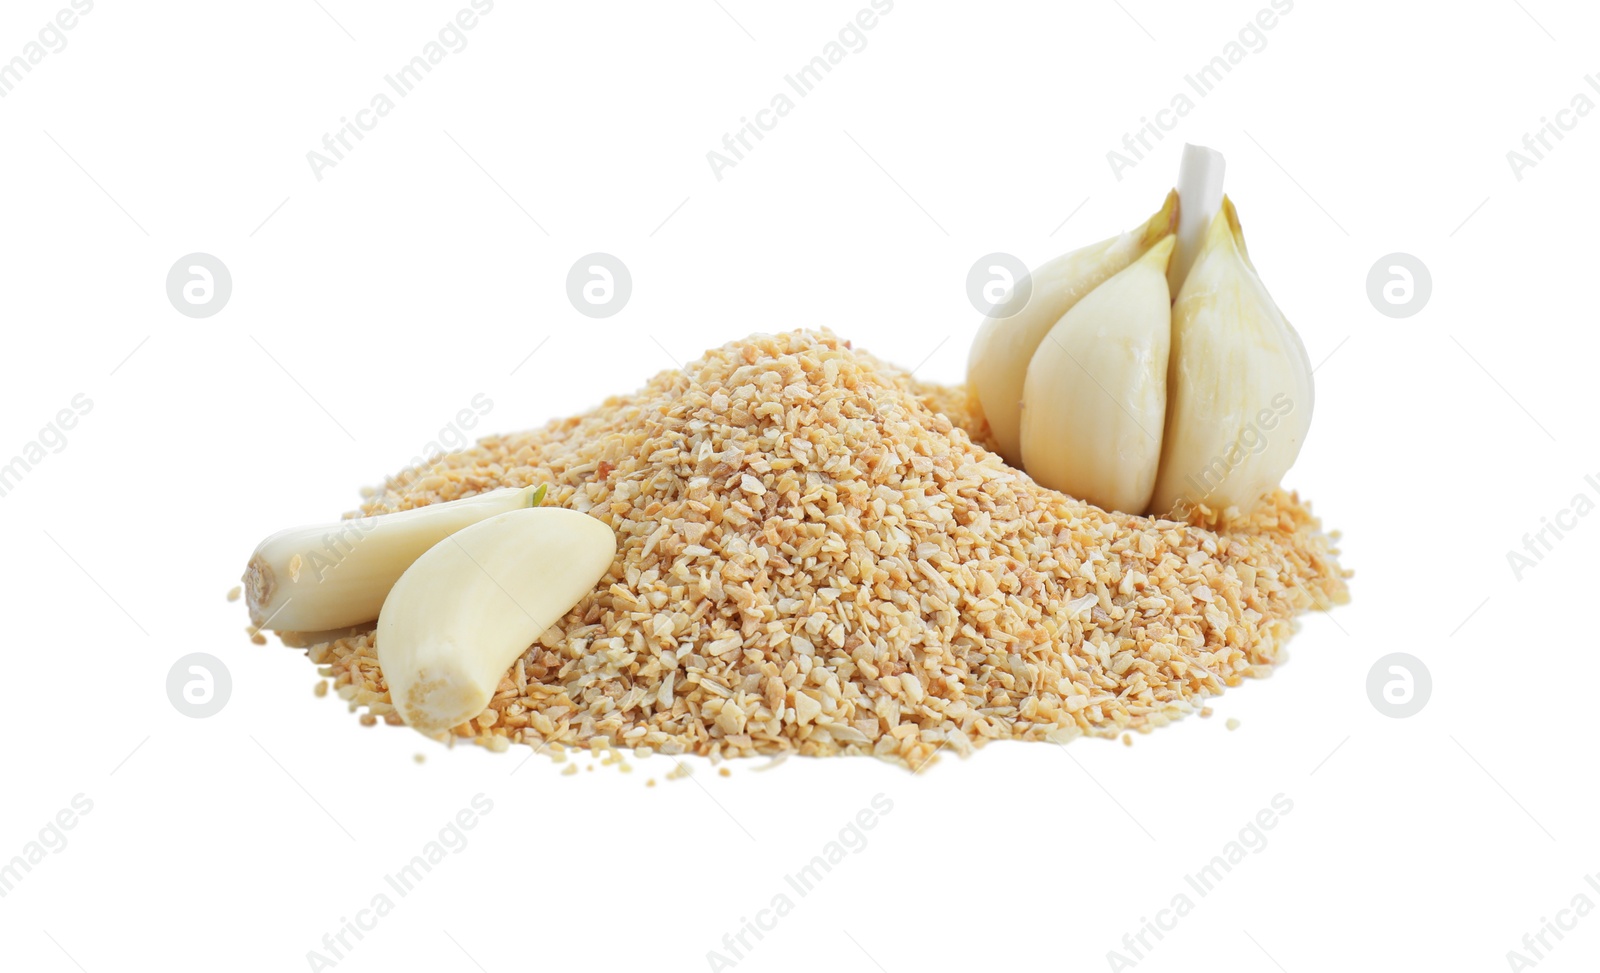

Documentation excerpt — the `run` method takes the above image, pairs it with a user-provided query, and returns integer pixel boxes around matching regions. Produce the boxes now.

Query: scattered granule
[1121,733,1133,747]
[666,763,692,781]
[562,764,578,776]
[1226,718,1241,731]
[292,329,1348,768]
[413,753,425,764]
[646,779,657,788]
[1200,706,1214,719]
[315,681,329,697]
[359,713,377,727]
[719,767,731,778]
[227,586,241,602]
[251,633,267,646]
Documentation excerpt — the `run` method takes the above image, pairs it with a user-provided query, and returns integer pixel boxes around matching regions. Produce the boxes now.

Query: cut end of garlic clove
[243,554,274,628]
[376,506,618,737]
[396,659,489,734]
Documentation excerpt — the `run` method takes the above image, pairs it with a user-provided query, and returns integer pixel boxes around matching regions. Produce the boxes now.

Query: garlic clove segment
[1149,197,1314,516]
[244,485,544,632]
[1019,234,1176,513]
[967,191,1176,466]
[376,506,616,734]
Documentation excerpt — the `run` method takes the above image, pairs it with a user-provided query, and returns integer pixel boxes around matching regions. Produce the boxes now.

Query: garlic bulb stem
[1169,144,1226,295]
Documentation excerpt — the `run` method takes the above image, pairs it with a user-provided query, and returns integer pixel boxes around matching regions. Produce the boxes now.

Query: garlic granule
[302,330,1348,768]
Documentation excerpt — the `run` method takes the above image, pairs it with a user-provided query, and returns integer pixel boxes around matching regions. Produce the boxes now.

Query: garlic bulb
[1149,197,1314,515]
[1020,235,1176,513]
[962,146,1317,518]
[967,191,1176,466]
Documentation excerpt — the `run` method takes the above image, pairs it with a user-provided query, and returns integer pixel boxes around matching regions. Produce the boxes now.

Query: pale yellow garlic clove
[1149,197,1314,516]
[376,506,616,734]
[967,191,1176,466]
[1020,235,1175,513]
[243,485,544,632]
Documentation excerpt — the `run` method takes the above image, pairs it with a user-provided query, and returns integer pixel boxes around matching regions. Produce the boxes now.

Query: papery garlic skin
[967,192,1176,467]
[1020,235,1175,513]
[1149,198,1314,516]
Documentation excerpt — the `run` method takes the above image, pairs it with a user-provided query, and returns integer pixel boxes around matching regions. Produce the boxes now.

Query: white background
[1,1,1595,970]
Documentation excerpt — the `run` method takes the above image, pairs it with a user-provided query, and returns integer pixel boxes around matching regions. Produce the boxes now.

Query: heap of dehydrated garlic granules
[299,329,1348,768]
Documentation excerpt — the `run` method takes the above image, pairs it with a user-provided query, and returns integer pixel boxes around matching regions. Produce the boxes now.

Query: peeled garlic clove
[1020,235,1175,513]
[1149,197,1314,516]
[244,485,545,632]
[967,191,1176,466]
[376,506,616,734]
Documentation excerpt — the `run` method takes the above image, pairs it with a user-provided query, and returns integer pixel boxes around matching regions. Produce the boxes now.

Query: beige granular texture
[300,329,1348,768]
